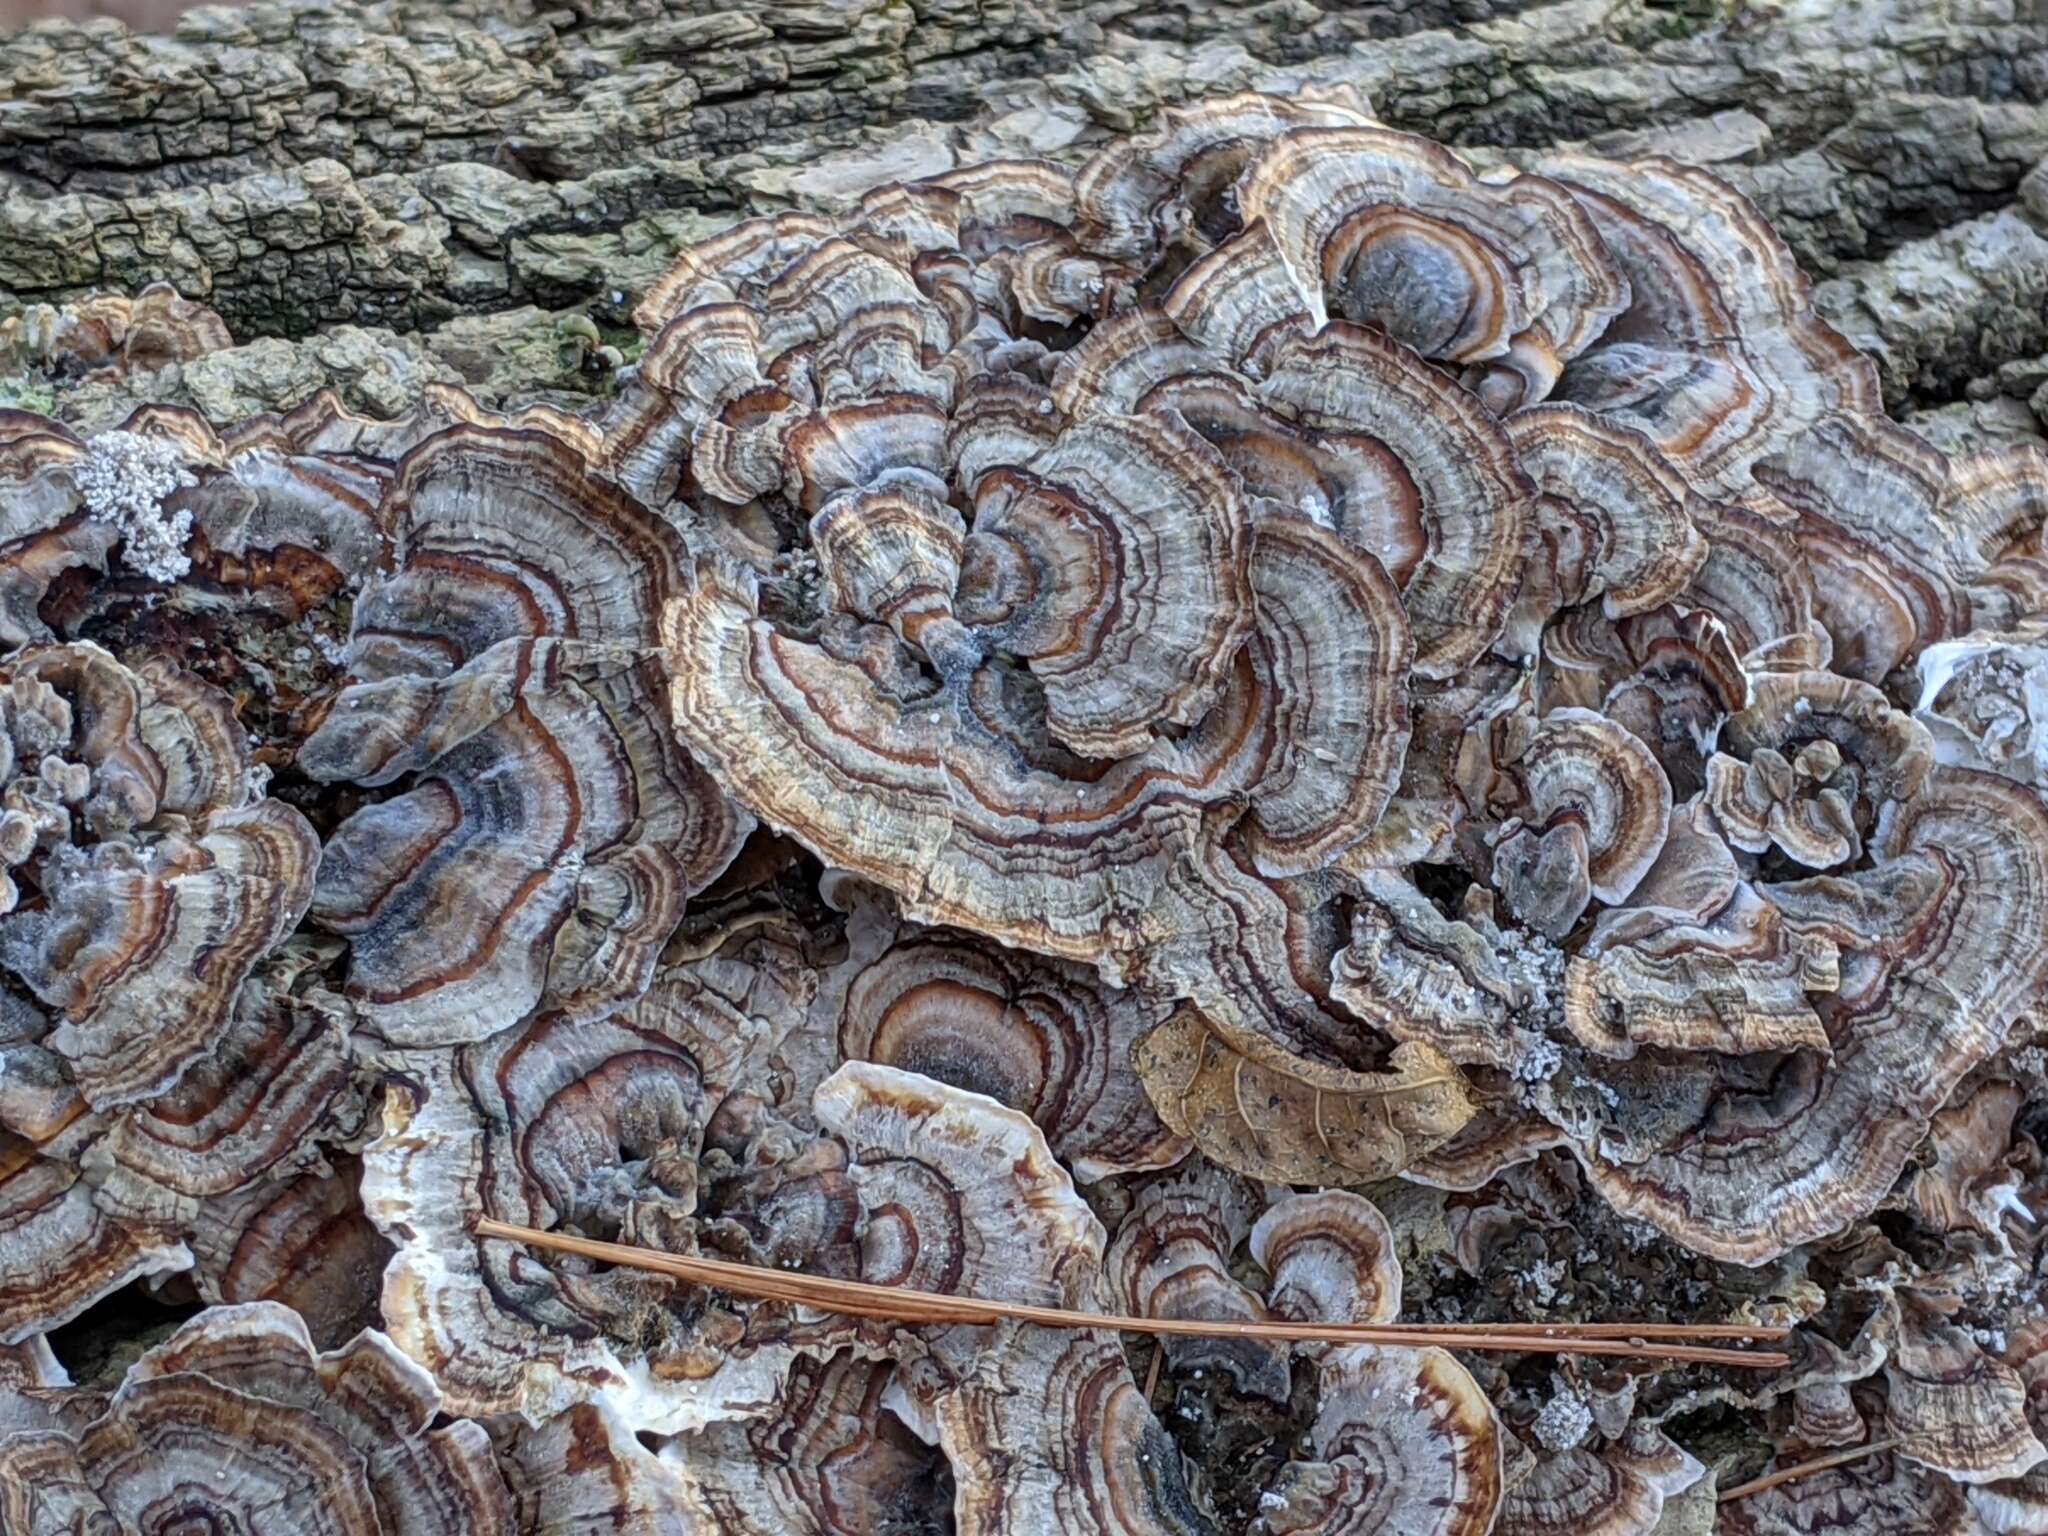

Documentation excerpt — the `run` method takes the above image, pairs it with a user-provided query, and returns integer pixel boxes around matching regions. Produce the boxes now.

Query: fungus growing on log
[1496,1426,1706,1536]
[832,915,1187,1180]
[362,997,808,1433]
[301,426,749,1042]
[816,1062,1214,1535]
[0,1303,512,1534]
[1106,1165,1289,1400]
[3,79,2045,1536]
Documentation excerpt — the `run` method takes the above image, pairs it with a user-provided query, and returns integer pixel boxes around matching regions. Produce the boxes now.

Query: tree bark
[2,0,2045,439]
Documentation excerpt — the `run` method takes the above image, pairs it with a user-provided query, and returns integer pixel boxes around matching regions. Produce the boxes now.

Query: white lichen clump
[76,430,196,582]
[1532,1379,1594,1453]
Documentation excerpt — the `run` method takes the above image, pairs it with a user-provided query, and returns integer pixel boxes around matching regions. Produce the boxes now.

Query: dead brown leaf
[1133,1008,1475,1184]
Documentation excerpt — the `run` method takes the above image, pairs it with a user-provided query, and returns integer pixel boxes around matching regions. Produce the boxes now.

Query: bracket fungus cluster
[3,90,2047,1534]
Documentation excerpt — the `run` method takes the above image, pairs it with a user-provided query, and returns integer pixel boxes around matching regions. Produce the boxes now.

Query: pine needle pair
[477,1218,1791,1370]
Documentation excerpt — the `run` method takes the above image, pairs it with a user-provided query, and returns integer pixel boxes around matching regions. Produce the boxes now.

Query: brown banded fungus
[661,1352,952,1534]
[1570,768,2048,1261]
[1105,1165,1289,1401]
[3,84,2046,1536]
[0,642,331,1341]
[1247,1192,1501,1536]
[0,417,117,648]
[1563,799,1838,1059]
[815,1062,1214,1535]
[302,425,748,1042]
[831,913,1187,1180]
[362,990,809,1432]
[1721,1451,1977,1536]
[0,1302,513,1535]
[1874,1295,2048,1486]
[1496,1426,1706,1536]
[0,644,318,1106]
[1240,127,1628,411]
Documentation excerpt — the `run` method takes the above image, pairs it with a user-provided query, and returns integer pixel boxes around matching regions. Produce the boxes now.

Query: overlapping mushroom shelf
[2,91,2047,1534]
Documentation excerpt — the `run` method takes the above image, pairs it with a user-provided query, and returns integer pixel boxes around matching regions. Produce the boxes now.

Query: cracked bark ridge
[3,0,2047,438]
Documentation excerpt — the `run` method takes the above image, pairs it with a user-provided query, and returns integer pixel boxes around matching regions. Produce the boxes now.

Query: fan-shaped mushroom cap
[1907,1078,2030,1244]
[815,1060,1101,1308]
[1156,224,1315,371]
[1240,129,1626,411]
[1531,154,1879,497]
[345,424,689,684]
[0,1302,513,1535]
[0,1116,190,1342]
[634,212,839,333]
[189,1158,392,1350]
[1255,1345,1503,1536]
[1105,1166,1289,1401]
[629,238,972,509]
[493,1400,695,1533]
[1565,882,1836,1058]
[1719,1450,1974,1536]
[1705,669,1934,870]
[1461,702,1673,938]
[1686,493,1828,667]
[1565,801,1837,1057]
[184,443,388,617]
[41,281,231,377]
[661,1353,950,1535]
[1755,421,2047,679]
[302,409,744,1042]
[83,962,355,1231]
[305,638,746,1042]
[1782,1333,1882,1449]
[1969,1322,2048,1533]
[1071,92,1372,267]
[835,925,1186,1181]
[1047,313,1522,679]
[1878,1297,2048,1485]
[811,483,974,673]
[1249,1190,1401,1332]
[1252,323,1528,678]
[814,1062,1214,1536]
[1507,405,1708,624]
[1497,1426,1705,1536]
[2,792,318,1108]
[0,420,116,648]
[1574,768,2048,1262]
[1537,602,1751,801]
[615,312,782,506]
[957,412,1252,757]
[662,553,1272,982]
[1329,869,1518,1067]
[1402,1106,1569,1192]
[0,1334,83,1434]
[1241,512,1411,876]
[363,1007,793,1433]
[859,158,1100,328]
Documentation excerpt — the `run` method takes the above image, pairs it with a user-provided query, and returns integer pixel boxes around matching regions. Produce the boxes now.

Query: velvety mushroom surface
[2,90,2047,1535]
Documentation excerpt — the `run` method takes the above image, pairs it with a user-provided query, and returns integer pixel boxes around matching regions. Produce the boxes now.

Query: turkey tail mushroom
[3,84,2046,1531]
[815,1061,1218,1535]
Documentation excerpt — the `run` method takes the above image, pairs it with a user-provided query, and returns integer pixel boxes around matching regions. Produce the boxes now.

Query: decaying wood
[3,0,2046,437]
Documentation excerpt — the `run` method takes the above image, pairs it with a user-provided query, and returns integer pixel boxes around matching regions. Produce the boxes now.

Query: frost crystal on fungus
[2,86,2047,1536]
